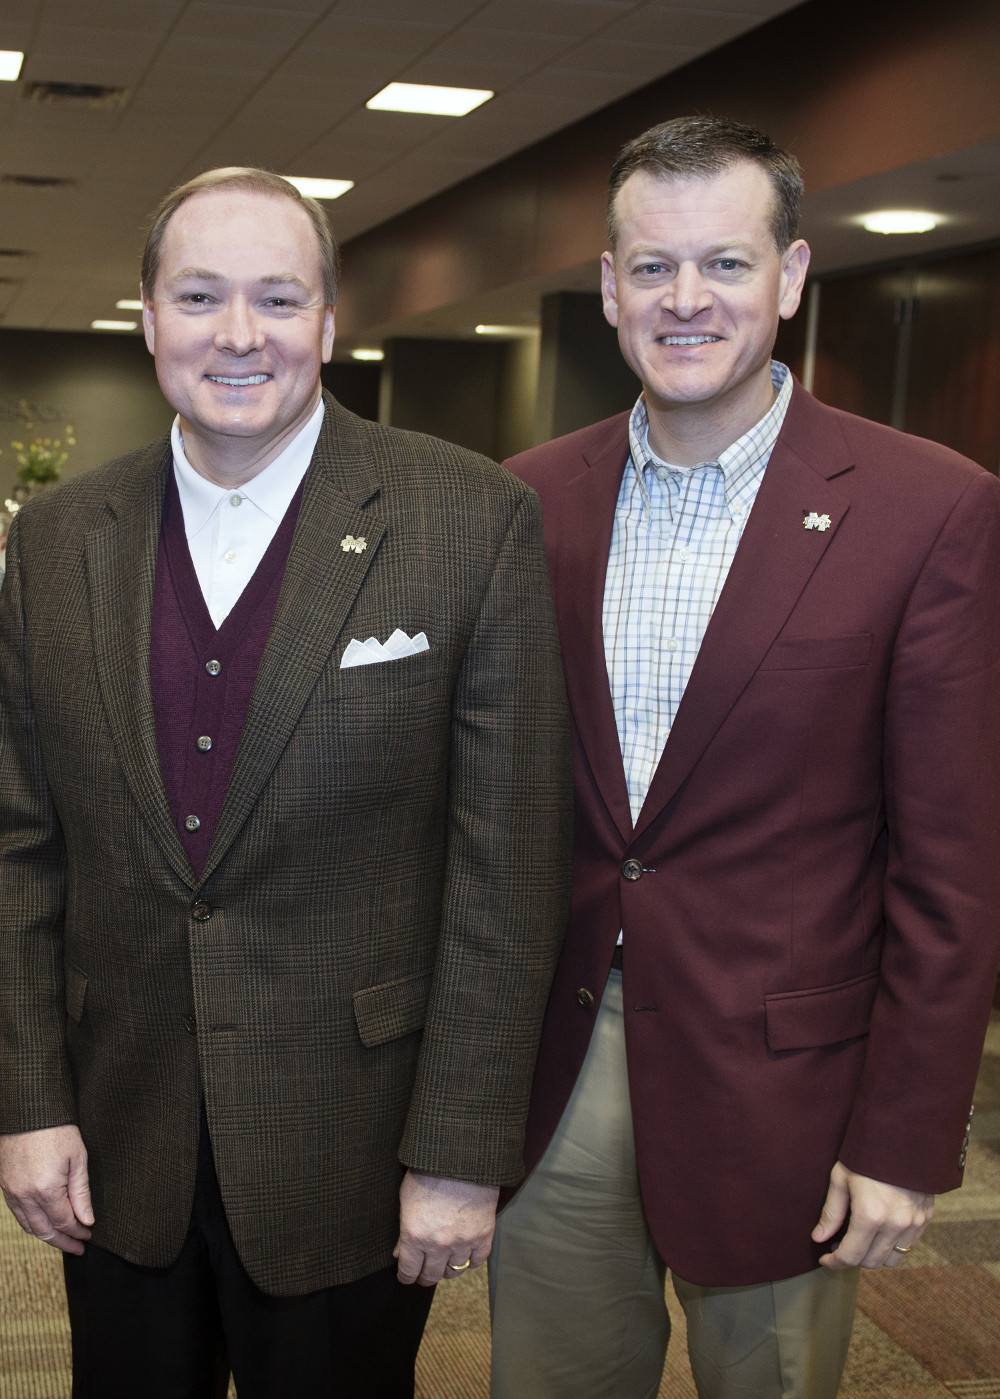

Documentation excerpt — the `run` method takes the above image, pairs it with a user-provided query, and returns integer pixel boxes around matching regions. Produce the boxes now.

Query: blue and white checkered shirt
[603,361,792,825]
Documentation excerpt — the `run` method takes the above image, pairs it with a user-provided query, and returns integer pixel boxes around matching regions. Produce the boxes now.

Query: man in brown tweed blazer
[0,169,571,1398]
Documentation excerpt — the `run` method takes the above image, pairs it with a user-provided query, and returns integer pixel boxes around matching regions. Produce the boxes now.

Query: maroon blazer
[505,383,1000,1286]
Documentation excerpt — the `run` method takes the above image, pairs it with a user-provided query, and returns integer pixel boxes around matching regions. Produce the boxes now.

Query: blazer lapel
[632,389,855,843]
[86,440,197,887]
[552,423,634,844]
[199,399,386,884]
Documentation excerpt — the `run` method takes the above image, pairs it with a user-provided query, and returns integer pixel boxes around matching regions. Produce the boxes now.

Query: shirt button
[230,494,243,507]
[196,735,212,752]
[679,548,690,561]
[732,505,745,519]
[622,858,643,881]
[191,901,212,922]
[666,638,679,652]
[205,659,222,676]
[184,814,201,832]
[577,988,595,1010]
[223,550,237,564]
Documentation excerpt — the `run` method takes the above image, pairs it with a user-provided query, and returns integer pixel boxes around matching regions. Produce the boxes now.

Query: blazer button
[577,988,595,1009]
[622,858,643,881]
[191,901,212,922]
[182,1015,197,1036]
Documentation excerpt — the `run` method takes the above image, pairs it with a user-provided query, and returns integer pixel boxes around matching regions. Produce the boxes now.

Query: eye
[712,259,745,273]
[181,291,213,305]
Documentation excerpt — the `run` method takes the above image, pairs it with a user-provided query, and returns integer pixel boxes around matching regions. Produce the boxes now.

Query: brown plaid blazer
[0,394,572,1295]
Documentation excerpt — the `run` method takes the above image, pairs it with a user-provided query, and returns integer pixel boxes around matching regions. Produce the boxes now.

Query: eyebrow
[167,268,312,293]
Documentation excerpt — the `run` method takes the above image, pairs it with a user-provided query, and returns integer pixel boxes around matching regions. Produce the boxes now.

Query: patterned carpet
[3,1015,999,1398]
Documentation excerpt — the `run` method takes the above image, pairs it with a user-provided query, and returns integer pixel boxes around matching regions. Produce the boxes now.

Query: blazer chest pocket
[758,632,872,671]
[64,961,88,1024]
[353,971,432,1048]
[764,970,879,1051]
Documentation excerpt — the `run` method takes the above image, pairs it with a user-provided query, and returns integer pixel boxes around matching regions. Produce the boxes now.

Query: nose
[662,263,713,321]
[213,297,264,356]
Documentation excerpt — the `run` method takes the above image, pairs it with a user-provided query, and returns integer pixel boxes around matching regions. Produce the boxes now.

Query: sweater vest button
[205,659,222,676]
[184,814,201,832]
[197,735,212,752]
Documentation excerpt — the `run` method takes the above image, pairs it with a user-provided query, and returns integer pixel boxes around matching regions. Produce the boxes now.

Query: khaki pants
[489,972,858,1399]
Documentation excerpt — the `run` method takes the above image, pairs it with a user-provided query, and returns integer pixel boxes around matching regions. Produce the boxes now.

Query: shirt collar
[171,397,326,537]
[626,361,792,520]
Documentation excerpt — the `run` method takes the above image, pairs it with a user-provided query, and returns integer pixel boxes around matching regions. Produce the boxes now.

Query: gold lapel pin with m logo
[341,535,367,554]
[802,512,832,532]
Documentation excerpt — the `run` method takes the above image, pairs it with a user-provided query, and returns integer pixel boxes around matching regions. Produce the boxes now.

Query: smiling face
[602,162,809,462]
[142,187,335,483]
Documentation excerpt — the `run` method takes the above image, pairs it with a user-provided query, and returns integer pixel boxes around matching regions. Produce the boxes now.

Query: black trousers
[63,1122,434,1399]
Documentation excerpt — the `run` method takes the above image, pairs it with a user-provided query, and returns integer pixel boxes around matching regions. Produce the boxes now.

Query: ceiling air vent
[23,81,129,110]
[0,248,31,258]
[1,174,76,189]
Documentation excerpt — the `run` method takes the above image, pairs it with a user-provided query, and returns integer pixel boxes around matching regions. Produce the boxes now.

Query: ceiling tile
[600,6,765,47]
[300,13,450,54]
[168,3,320,45]
[31,24,161,64]
[466,1,639,39]
[37,0,182,30]
[422,27,570,67]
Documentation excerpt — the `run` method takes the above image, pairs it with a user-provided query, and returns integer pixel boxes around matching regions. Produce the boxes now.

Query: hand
[812,1160,933,1270]
[394,1169,499,1286]
[0,1125,94,1255]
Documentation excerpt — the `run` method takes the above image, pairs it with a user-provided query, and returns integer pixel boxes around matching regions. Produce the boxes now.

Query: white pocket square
[340,629,430,668]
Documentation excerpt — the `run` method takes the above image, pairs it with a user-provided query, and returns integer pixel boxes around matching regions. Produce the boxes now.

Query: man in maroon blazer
[488,115,1000,1399]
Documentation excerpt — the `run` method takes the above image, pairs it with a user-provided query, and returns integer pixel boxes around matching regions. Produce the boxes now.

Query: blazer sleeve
[838,467,1000,1193]
[0,512,76,1135]
[396,489,573,1186]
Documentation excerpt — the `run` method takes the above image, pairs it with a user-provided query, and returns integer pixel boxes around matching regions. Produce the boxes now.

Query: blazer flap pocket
[353,971,432,1049]
[764,970,879,1051]
[759,632,872,671]
[65,961,88,1024]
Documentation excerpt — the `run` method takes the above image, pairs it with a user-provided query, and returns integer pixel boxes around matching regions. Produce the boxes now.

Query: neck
[179,389,321,488]
[644,373,777,468]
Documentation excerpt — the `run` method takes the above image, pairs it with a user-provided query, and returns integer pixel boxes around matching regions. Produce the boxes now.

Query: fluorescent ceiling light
[366,83,492,117]
[475,324,536,337]
[351,348,384,362]
[282,175,354,200]
[861,210,939,235]
[116,298,143,310]
[0,51,24,82]
[92,319,137,331]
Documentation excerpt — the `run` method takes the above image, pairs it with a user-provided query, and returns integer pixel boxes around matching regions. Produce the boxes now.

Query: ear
[778,240,811,321]
[600,251,619,329]
[141,286,156,354]
[322,305,336,363]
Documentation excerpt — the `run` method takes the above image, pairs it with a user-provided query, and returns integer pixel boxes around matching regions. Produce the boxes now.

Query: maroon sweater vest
[150,470,304,877]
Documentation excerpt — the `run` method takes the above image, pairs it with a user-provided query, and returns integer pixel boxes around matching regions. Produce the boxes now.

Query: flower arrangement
[11,425,76,485]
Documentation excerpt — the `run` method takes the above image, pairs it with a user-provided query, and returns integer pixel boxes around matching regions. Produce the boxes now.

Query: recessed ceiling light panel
[0,50,24,82]
[366,83,493,116]
[116,299,143,310]
[91,319,137,331]
[350,348,384,361]
[282,175,354,200]
[860,210,940,235]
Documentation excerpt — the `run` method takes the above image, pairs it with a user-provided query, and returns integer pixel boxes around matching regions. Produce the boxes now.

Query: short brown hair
[141,167,341,303]
[607,115,803,253]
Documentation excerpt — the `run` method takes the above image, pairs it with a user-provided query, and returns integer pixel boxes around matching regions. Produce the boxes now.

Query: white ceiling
[0,0,803,331]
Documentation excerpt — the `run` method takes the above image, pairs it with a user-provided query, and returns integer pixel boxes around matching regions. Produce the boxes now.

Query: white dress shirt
[171,399,325,628]
[603,362,793,826]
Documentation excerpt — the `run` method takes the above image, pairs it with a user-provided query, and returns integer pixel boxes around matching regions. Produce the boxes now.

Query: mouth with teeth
[658,335,721,346]
[206,373,272,386]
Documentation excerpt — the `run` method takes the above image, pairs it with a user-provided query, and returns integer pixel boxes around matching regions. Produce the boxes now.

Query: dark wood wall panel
[810,271,908,428]
[906,247,1000,472]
